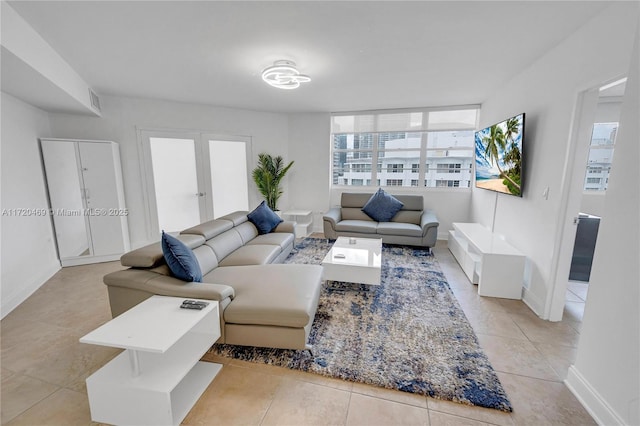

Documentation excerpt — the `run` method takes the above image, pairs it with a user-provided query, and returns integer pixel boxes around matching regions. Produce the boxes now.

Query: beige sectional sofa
[323,192,439,248]
[103,211,323,350]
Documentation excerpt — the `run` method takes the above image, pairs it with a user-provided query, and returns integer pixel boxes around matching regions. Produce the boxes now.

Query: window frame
[331,105,479,190]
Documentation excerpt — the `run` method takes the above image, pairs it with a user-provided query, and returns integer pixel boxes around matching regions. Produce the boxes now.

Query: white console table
[80,296,221,426]
[282,209,313,237]
[448,223,526,299]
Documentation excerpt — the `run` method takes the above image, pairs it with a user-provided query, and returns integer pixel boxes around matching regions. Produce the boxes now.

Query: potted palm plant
[252,153,294,212]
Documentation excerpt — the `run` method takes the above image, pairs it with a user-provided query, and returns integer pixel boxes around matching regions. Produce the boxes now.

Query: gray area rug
[207,238,512,412]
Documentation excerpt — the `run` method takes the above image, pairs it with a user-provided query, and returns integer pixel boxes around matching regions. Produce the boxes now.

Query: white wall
[471,3,638,315]
[1,92,60,318]
[579,193,606,219]
[1,2,98,115]
[287,113,331,231]
[566,23,639,425]
[47,95,290,247]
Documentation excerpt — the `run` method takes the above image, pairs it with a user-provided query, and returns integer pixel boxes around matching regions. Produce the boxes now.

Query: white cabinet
[448,223,526,299]
[40,139,130,266]
[80,296,222,426]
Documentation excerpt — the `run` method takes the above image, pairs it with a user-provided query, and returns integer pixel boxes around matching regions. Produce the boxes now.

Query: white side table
[282,209,313,237]
[80,296,222,426]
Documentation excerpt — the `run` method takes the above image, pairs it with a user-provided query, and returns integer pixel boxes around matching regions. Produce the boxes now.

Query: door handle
[195,192,205,197]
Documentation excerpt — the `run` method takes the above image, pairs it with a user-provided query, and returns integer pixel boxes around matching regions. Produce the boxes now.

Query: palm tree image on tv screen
[475,114,524,197]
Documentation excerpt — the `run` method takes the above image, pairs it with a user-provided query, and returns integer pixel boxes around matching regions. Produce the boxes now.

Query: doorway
[549,77,626,321]
[565,80,624,319]
[139,129,251,238]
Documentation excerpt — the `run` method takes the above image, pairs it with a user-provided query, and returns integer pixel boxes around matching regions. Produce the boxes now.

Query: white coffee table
[80,295,222,426]
[321,237,382,285]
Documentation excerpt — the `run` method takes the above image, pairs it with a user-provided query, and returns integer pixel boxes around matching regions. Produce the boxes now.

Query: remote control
[182,299,208,306]
[180,300,209,310]
[180,303,205,310]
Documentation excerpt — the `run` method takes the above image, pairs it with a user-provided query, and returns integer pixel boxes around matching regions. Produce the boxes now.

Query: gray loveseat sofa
[103,211,323,350]
[323,192,439,248]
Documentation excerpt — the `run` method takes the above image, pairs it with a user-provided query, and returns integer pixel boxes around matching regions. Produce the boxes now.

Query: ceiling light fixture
[261,60,311,90]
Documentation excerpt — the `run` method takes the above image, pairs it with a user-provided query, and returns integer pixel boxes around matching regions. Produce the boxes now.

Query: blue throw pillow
[161,231,202,282]
[247,201,283,234]
[362,188,404,222]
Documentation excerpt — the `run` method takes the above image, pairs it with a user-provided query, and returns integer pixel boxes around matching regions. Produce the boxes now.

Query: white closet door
[78,142,126,256]
[40,140,91,258]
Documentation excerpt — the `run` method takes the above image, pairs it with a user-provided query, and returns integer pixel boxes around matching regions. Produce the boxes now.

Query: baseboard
[1,260,61,319]
[61,253,122,267]
[565,365,627,425]
[522,287,545,317]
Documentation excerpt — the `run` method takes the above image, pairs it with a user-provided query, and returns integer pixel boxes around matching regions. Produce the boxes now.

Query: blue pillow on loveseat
[247,201,283,234]
[362,188,404,222]
[161,231,202,282]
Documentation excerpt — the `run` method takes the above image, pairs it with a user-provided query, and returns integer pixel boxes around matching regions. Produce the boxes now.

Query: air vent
[89,89,101,112]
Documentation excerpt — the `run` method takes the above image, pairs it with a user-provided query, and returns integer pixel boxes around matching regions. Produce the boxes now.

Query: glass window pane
[584,147,614,191]
[378,132,421,149]
[428,109,477,130]
[331,108,479,190]
[377,150,420,187]
[334,153,376,186]
[583,122,618,191]
[426,155,473,189]
[331,115,375,133]
[149,138,200,232]
[334,133,375,150]
[590,123,618,146]
[377,112,424,132]
[426,130,474,148]
[333,134,348,150]
[209,140,248,218]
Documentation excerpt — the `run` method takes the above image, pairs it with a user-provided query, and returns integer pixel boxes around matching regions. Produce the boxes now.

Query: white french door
[139,130,250,237]
[208,139,250,218]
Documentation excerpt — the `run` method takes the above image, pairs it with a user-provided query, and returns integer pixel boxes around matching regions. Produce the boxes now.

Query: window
[583,122,617,191]
[436,163,461,173]
[351,164,371,172]
[436,180,460,187]
[331,106,478,188]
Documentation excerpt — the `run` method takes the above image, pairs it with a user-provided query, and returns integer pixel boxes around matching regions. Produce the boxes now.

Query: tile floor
[1,240,596,425]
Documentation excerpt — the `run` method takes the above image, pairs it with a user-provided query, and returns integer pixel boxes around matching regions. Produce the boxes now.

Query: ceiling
[7,1,611,114]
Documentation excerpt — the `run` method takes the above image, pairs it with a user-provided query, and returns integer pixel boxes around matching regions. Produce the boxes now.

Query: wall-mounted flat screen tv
[475,113,524,197]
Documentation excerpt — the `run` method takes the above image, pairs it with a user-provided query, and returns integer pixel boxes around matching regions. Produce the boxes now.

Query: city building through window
[584,122,617,191]
[331,106,478,188]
